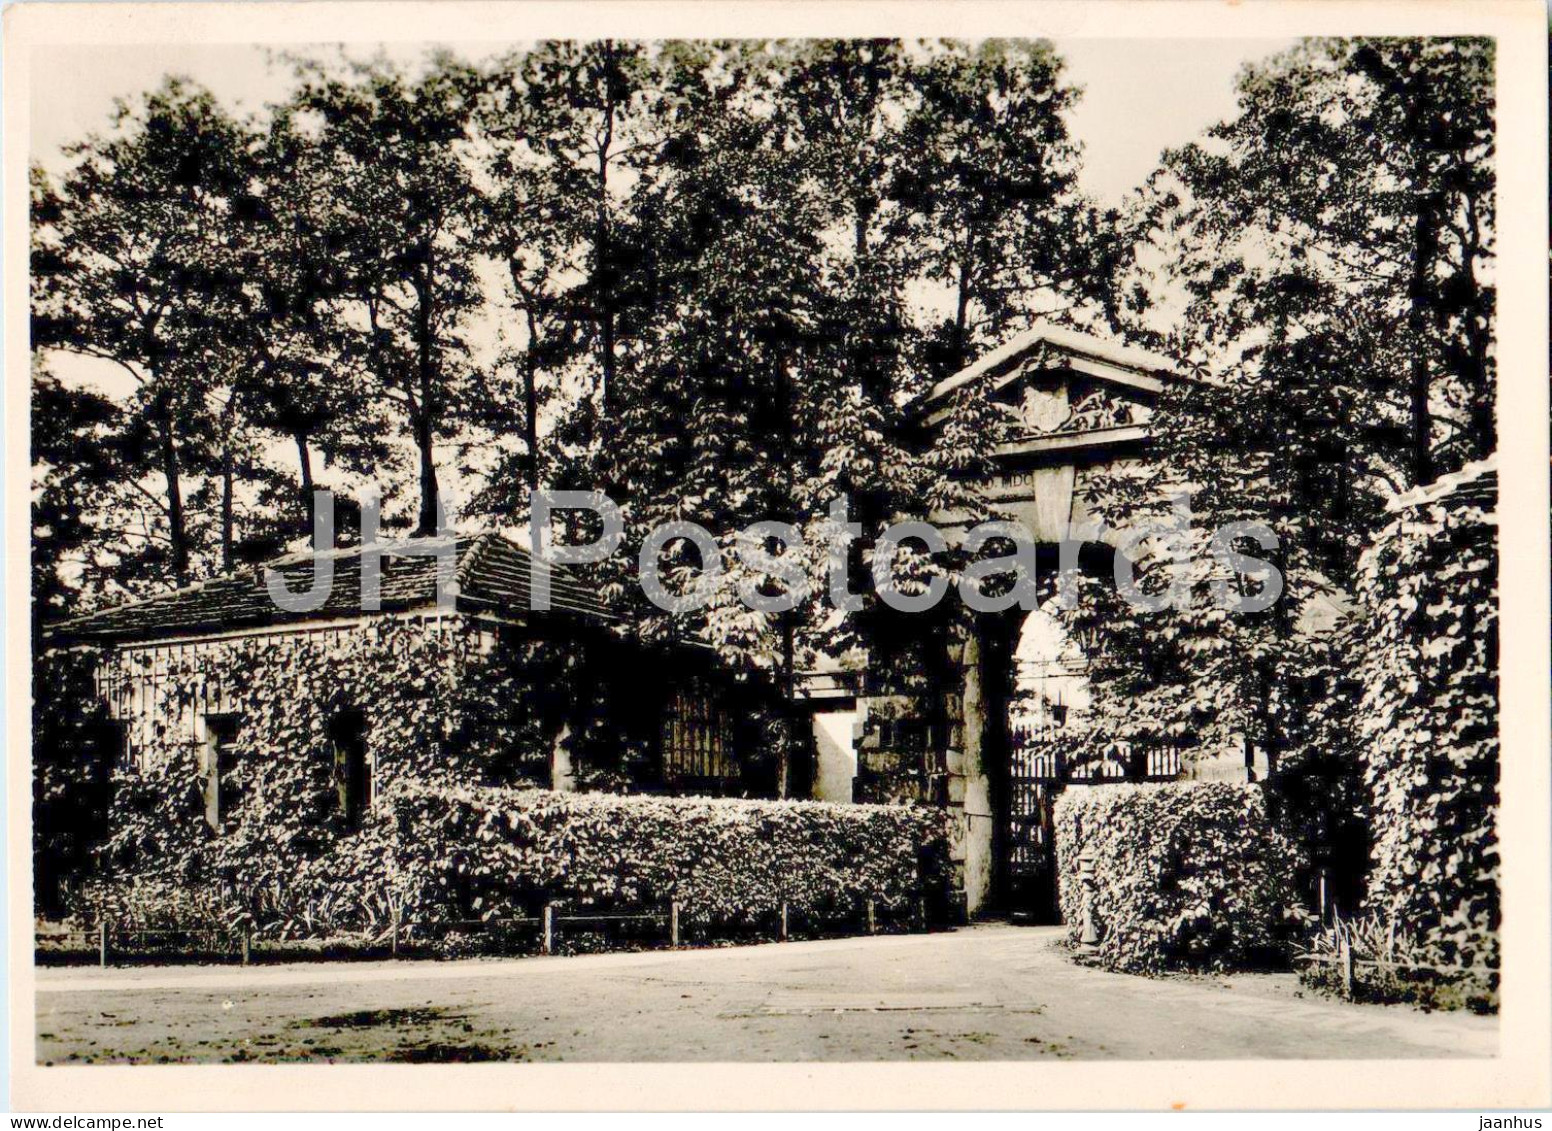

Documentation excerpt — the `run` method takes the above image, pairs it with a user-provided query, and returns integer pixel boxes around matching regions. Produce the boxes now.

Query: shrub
[374,784,950,928]
[1295,911,1499,1014]
[78,783,951,946]
[1053,782,1306,974]
[1349,474,1498,972]
[82,874,243,932]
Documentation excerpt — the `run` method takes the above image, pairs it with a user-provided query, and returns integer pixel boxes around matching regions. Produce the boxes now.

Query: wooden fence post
[98,921,107,968]
[866,900,876,935]
[779,902,789,942]
[390,908,400,958]
[542,903,555,955]
[670,902,680,948]
[241,928,251,967]
[1341,933,1355,1000]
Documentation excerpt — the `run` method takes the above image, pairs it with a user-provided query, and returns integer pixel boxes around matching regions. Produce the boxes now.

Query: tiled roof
[45,532,614,646]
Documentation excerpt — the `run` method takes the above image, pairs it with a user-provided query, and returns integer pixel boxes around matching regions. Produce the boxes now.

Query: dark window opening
[877,718,928,751]
[89,718,130,779]
[330,708,371,830]
[203,714,242,834]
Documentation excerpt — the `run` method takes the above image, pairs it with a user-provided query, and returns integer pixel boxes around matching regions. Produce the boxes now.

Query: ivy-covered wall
[34,611,944,941]
[69,615,566,890]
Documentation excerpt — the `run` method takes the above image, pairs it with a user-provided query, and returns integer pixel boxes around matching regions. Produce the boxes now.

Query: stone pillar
[943,625,995,919]
[1078,845,1101,946]
[550,722,576,792]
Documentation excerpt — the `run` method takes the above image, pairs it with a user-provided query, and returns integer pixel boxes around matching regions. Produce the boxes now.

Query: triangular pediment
[916,323,1183,431]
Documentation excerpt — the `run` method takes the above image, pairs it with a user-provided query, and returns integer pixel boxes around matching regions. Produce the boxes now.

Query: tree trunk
[1407,197,1438,488]
[293,431,319,543]
[294,432,315,496]
[413,262,441,536]
[776,354,799,799]
[220,422,235,574]
[600,312,615,420]
[952,252,974,373]
[414,411,440,536]
[596,40,617,418]
[524,316,542,494]
[153,388,190,587]
[850,196,887,409]
[1464,334,1494,461]
[1456,198,1494,462]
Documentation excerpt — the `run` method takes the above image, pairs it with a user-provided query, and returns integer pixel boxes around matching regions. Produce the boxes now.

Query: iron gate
[1004,727,1183,923]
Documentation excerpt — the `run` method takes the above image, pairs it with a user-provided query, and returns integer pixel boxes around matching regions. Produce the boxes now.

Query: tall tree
[31,79,255,585]
[470,48,607,512]
[1069,37,1496,900]
[287,56,484,534]
[31,366,132,621]
[899,39,1087,377]
[219,114,396,544]
[780,40,917,410]
[483,41,662,436]
[1145,38,1494,499]
[624,47,827,542]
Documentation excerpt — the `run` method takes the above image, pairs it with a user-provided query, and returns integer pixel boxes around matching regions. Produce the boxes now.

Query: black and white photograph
[6,0,1549,1115]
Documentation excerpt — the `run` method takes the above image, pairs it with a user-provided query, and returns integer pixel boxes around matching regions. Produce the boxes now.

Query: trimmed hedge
[1053,783,1305,974]
[83,783,951,943]
[357,784,951,930]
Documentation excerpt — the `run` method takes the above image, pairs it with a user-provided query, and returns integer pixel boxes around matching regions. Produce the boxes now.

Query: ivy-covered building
[42,322,1454,935]
[37,531,784,911]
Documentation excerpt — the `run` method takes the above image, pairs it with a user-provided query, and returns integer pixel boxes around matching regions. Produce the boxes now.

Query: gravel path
[34,924,1497,1063]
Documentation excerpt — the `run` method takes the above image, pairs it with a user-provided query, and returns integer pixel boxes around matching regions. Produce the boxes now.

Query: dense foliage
[1053,783,1306,974]
[31,38,1500,976]
[32,648,116,917]
[1059,38,1494,916]
[30,42,1096,626]
[1076,36,1493,747]
[80,781,950,943]
[1349,473,1498,972]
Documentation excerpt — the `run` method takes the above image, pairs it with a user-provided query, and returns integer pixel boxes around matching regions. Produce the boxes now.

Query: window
[330,708,371,830]
[662,685,736,793]
[202,714,242,833]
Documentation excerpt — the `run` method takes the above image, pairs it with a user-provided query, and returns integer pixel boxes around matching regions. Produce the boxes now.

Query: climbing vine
[1350,485,1499,971]
[50,616,569,921]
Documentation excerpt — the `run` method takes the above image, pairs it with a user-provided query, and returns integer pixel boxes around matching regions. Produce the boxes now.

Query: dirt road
[34,925,1496,1063]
